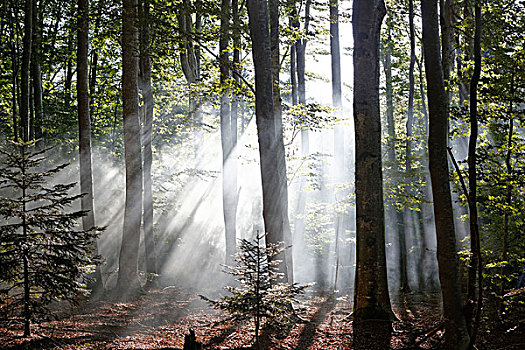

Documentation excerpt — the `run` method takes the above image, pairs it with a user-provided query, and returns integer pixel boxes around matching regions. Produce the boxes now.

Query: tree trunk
[382,14,409,294]
[466,2,482,347]
[139,0,156,276]
[220,0,237,264]
[9,1,19,141]
[293,0,311,279]
[269,0,293,283]
[89,13,101,117]
[421,1,470,348]
[118,0,143,292]
[499,75,515,314]
[77,0,103,293]
[330,0,344,290]
[246,0,288,281]
[31,0,43,141]
[20,0,32,142]
[405,0,417,291]
[352,1,392,349]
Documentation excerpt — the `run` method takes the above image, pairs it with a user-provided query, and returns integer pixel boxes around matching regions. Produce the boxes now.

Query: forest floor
[0,287,523,349]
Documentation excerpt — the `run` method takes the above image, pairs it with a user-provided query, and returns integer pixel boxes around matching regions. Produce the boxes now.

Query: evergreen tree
[0,141,100,337]
[202,234,308,349]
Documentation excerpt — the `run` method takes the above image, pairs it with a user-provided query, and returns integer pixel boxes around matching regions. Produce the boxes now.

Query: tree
[0,141,99,337]
[421,0,470,348]
[381,9,409,293]
[139,0,156,277]
[117,0,143,292]
[352,1,393,349]
[78,0,103,292]
[202,235,307,349]
[269,0,293,283]
[220,0,238,264]
[466,1,482,346]
[246,0,289,281]
[330,0,344,290]
[20,0,32,142]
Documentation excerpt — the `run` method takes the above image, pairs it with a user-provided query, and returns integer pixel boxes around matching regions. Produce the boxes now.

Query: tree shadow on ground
[294,293,337,350]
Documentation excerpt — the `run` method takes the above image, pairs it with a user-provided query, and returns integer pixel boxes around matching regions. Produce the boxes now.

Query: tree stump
[183,329,203,350]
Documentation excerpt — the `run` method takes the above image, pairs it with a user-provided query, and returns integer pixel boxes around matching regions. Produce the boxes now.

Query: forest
[0,0,524,349]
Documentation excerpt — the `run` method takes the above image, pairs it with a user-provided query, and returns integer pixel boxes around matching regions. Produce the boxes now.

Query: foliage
[0,141,100,336]
[201,234,308,348]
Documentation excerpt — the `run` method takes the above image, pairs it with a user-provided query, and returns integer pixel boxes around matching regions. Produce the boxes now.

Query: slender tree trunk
[89,13,101,117]
[289,0,298,106]
[118,0,143,292]
[405,0,417,291]
[269,0,293,283]
[421,1,469,348]
[352,1,392,349]
[246,0,288,280]
[220,0,237,264]
[439,0,454,84]
[77,0,103,293]
[139,0,156,276]
[466,2,482,348]
[293,0,311,275]
[499,75,515,314]
[382,15,410,294]
[330,0,344,290]
[31,0,43,141]
[20,0,32,142]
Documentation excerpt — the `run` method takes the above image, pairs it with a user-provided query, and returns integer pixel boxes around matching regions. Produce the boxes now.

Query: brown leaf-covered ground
[0,288,523,349]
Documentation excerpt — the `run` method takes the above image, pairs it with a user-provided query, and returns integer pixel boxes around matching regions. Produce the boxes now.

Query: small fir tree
[0,141,100,336]
[202,234,308,349]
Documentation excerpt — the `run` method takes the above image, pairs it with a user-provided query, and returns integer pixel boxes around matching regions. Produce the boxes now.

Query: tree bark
[405,0,417,291]
[421,0,470,348]
[293,0,311,280]
[220,0,237,264]
[31,0,43,141]
[382,14,410,294]
[77,0,103,292]
[139,0,156,276]
[352,1,392,348]
[466,3,482,348]
[246,0,288,281]
[118,0,143,292]
[330,0,344,289]
[269,0,293,283]
[20,0,32,142]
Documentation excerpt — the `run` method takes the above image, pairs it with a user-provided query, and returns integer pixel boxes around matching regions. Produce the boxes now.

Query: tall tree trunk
[439,0,454,90]
[220,0,237,264]
[176,0,201,161]
[246,0,288,281]
[9,0,19,140]
[382,14,410,294]
[139,0,156,276]
[352,1,392,349]
[118,0,143,292]
[89,13,101,117]
[293,0,311,276]
[499,75,515,314]
[405,0,417,291]
[289,0,298,106]
[330,0,344,290]
[31,0,43,141]
[421,0,470,348]
[20,0,32,142]
[77,0,103,292]
[269,0,293,283]
[466,2,482,348]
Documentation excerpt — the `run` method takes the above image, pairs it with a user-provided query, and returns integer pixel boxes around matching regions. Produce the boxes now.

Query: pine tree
[202,234,308,349]
[0,141,100,337]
